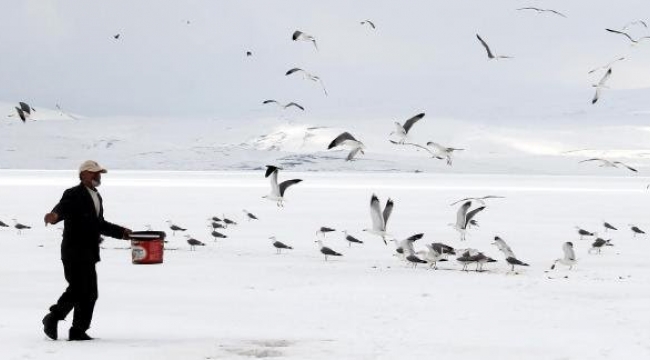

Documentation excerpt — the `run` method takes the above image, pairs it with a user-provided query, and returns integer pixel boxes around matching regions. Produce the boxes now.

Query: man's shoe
[69,328,93,341]
[42,313,58,340]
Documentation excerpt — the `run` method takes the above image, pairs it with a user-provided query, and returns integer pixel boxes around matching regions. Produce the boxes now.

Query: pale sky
[2,0,650,121]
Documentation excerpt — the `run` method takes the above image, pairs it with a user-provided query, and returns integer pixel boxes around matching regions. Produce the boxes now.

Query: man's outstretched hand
[44,212,58,226]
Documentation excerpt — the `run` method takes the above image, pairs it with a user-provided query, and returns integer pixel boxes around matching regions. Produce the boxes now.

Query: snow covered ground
[1,170,649,359]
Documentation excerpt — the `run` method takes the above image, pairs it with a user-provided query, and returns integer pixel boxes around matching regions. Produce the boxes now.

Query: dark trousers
[49,261,98,331]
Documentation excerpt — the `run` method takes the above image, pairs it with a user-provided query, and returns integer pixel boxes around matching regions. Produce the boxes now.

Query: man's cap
[79,160,107,174]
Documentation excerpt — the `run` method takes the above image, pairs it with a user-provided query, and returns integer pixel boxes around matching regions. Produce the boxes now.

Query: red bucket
[130,231,166,264]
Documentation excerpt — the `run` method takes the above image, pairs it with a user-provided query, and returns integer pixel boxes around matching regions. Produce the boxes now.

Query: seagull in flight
[516,7,567,18]
[476,34,513,59]
[605,28,650,44]
[292,30,318,50]
[449,195,505,207]
[328,132,366,161]
[10,102,35,122]
[621,20,648,31]
[360,20,376,29]
[363,194,394,244]
[262,100,305,111]
[285,68,328,96]
[262,165,303,207]
[579,157,637,172]
[426,141,465,166]
[591,68,612,104]
[390,112,425,144]
[588,57,625,74]
[449,201,485,241]
[551,242,576,270]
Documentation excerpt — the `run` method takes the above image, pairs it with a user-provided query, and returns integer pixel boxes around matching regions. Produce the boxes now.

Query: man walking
[42,160,131,341]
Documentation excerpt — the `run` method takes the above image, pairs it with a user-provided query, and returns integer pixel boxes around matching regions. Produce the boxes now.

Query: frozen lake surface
[1,170,649,359]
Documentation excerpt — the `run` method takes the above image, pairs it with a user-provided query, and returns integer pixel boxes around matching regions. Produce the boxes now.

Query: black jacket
[51,183,126,263]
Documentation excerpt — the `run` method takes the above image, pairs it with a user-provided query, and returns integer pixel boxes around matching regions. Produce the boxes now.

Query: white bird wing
[370,194,385,231]
[346,147,362,161]
[400,142,436,156]
[269,169,280,197]
[597,68,612,87]
[455,201,471,228]
[563,242,576,261]
[495,238,516,258]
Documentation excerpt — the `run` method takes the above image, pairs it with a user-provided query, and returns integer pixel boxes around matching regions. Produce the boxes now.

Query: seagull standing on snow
[551,242,577,270]
[422,244,450,269]
[590,68,612,104]
[363,193,394,244]
[449,201,485,241]
[12,219,31,234]
[328,132,366,161]
[285,68,328,96]
[575,226,595,240]
[396,233,424,259]
[269,236,293,254]
[315,239,343,261]
[165,220,186,236]
[185,235,205,250]
[342,230,364,247]
[243,210,259,221]
[292,30,318,50]
[629,224,646,237]
[603,221,618,232]
[476,34,513,59]
[589,238,612,254]
[492,236,529,273]
[211,230,227,240]
[262,165,303,207]
[579,157,636,172]
[404,250,428,268]
[317,226,336,237]
[389,112,425,144]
